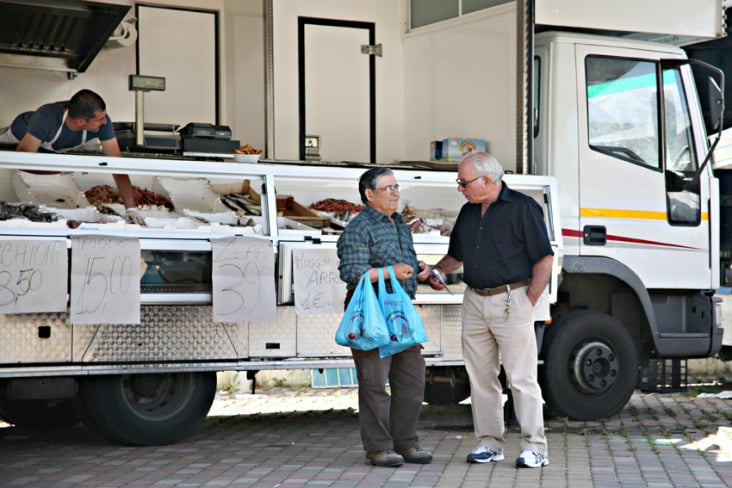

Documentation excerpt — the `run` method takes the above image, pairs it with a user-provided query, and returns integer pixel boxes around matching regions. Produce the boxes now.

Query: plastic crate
[639,359,688,393]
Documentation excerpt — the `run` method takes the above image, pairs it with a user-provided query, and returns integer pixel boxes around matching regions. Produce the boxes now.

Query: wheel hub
[121,374,192,420]
[572,341,619,393]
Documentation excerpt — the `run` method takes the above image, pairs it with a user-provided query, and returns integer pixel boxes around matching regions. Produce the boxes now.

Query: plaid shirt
[337,205,419,297]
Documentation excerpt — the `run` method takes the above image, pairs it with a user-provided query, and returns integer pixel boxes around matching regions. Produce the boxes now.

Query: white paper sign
[70,236,141,324]
[292,247,345,315]
[211,236,276,322]
[0,239,67,313]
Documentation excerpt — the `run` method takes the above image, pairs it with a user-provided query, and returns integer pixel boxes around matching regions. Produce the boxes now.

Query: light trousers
[462,287,548,455]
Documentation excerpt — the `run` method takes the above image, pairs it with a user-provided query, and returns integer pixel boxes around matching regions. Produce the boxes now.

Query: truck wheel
[424,366,471,405]
[0,398,78,429]
[539,310,639,420]
[718,345,732,361]
[75,372,216,446]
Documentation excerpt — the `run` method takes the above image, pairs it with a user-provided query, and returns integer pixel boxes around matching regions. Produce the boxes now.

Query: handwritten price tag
[70,236,141,324]
[0,239,67,313]
[292,247,344,315]
[211,236,276,323]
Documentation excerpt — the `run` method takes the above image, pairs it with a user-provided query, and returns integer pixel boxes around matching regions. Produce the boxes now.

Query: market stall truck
[0,3,727,445]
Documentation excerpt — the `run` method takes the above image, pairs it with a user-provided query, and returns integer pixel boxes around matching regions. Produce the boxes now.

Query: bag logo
[385,311,409,340]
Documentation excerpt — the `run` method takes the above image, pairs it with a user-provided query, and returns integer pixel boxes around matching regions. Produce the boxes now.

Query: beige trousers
[462,287,548,455]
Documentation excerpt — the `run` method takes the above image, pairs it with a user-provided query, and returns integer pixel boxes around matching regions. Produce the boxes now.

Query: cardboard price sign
[292,247,344,315]
[0,239,67,313]
[70,236,141,324]
[211,236,276,323]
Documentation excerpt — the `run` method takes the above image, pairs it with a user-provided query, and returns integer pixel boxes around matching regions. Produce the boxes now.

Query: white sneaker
[515,450,549,468]
[466,445,504,463]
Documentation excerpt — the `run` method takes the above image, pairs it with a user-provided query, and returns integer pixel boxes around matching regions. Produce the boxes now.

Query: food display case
[0,152,561,303]
[0,150,561,363]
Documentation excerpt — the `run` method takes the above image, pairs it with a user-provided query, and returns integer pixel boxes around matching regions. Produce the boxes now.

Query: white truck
[0,0,727,445]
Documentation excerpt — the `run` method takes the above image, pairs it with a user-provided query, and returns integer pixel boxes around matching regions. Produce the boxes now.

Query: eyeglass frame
[456,175,483,188]
[375,184,400,193]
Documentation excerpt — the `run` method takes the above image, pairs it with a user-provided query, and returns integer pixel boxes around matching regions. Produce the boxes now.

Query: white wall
[0,0,515,166]
[0,0,225,132]
[222,0,266,152]
[0,27,137,127]
[402,4,518,167]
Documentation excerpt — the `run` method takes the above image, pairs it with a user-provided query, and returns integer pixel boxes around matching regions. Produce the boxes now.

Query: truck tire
[423,366,471,405]
[75,372,216,446]
[0,398,78,429]
[718,345,732,361]
[539,310,639,420]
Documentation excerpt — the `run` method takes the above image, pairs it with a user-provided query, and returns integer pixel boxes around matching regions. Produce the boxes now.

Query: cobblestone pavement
[0,387,730,487]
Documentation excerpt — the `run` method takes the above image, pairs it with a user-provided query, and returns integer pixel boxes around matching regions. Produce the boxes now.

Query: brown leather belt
[470,279,531,297]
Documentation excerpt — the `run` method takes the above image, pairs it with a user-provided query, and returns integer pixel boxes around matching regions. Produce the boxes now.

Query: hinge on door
[360,43,383,57]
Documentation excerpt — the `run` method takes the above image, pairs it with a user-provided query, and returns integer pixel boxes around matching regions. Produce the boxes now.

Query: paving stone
[0,388,730,487]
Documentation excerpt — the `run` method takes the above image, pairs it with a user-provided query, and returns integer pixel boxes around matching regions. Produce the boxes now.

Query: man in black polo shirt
[430,152,554,468]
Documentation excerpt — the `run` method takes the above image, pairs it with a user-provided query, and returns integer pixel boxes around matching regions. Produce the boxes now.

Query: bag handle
[377,266,394,297]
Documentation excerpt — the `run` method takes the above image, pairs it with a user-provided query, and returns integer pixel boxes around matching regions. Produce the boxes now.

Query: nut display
[234,144,262,155]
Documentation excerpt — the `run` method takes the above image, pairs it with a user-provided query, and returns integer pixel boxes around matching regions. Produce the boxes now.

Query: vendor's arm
[15,133,42,153]
[15,133,59,175]
[102,137,144,225]
[101,137,134,209]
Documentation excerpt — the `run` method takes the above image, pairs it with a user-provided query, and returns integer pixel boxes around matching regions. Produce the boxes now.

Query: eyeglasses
[456,176,482,188]
[376,184,400,193]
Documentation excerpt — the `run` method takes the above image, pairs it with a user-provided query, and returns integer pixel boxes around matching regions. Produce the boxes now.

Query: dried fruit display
[85,185,174,210]
[234,144,262,155]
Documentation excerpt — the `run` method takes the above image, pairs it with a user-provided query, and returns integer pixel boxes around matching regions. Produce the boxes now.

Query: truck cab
[533,31,723,418]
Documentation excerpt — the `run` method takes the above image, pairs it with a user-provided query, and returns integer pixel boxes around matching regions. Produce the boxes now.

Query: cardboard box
[430,138,487,161]
[247,182,330,229]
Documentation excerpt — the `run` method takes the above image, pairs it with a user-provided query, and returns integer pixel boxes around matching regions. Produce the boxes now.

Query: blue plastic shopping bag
[377,266,428,358]
[335,272,391,350]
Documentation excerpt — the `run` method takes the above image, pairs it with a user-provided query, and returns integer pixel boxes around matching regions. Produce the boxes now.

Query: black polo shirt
[447,182,554,289]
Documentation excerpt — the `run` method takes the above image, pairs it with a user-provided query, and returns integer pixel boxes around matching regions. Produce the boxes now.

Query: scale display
[129,74,166,91]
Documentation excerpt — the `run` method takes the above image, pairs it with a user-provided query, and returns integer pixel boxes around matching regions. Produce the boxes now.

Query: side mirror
[708,76,724,132]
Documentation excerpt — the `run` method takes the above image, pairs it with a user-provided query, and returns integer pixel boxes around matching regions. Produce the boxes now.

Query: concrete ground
[1,385,731,487]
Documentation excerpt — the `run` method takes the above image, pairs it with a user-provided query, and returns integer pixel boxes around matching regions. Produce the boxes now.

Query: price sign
[0,239,67,313]
[211,236,276,323]
[70,236,141,324]
[292,247,344,315]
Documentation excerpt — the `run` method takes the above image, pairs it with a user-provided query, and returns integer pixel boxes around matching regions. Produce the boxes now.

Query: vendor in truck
[0,89,145,225]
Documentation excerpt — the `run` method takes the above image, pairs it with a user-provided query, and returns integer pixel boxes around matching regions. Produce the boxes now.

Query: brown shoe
[397,446,433,464]
[365,450,404,467]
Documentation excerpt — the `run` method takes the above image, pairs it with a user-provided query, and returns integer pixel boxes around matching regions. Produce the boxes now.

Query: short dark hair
[68,89,106,119]
[358,167,393,204]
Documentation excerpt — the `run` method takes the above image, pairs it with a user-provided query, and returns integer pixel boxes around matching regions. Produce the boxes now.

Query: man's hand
[391,262,415,281]
[416,261,432,282]
[124,208,145,226]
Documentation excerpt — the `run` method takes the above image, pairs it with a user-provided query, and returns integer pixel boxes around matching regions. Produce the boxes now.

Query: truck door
[298,18,375,163]
[575,45,712,289]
